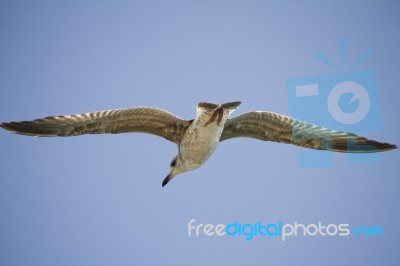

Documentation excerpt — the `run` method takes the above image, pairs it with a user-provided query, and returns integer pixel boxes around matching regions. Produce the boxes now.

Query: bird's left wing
[220,111,396,153]
[0,107,190,144]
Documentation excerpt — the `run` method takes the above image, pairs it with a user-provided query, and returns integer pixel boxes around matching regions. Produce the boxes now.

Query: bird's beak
[162,173,174,187]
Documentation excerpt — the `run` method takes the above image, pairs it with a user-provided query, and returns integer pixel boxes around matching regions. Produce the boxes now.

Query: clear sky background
[0,1,399,265]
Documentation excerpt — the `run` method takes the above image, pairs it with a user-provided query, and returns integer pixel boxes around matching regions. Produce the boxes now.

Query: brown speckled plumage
[0,107,189,144]
[1,101,396,186]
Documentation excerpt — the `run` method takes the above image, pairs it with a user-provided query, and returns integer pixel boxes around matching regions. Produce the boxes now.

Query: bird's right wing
[0,107,191,144]
[220,111,396,153]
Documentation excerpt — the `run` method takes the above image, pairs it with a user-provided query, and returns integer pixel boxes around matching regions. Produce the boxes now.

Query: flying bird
[0,101,396,186]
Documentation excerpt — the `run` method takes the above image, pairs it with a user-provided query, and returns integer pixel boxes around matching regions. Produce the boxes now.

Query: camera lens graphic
[327,81,371,124]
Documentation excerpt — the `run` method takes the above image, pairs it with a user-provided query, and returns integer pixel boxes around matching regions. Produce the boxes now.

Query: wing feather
[221,111,396,153]
[0,107,190,144]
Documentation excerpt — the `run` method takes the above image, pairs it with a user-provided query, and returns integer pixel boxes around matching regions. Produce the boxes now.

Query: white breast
[179,108,228,170]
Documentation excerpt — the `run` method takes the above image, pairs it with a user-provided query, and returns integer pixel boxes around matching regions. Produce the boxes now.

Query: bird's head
[162,155,187,187]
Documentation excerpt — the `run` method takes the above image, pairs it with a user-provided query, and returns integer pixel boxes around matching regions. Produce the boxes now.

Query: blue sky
[1,1,399,265]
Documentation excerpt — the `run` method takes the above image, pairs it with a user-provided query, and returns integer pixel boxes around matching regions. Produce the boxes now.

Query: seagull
[0,101,396,186]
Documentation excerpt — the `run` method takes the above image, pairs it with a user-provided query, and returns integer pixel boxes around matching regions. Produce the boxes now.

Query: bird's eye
[170,157,177,167]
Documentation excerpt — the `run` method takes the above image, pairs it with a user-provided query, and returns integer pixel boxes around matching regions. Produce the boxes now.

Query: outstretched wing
[0,107,191,144]
[221,111,396,153]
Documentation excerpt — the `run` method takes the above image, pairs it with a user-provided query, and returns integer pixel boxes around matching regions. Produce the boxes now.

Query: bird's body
[180,102,238,168]
[0,101,396,186]
[164,102,241,185]
[179,109,222,170]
